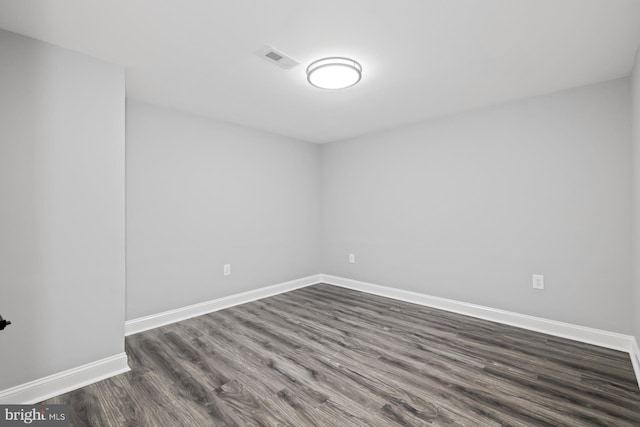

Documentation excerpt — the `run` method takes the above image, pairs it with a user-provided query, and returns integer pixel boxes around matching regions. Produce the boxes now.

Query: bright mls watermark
[0,405,69,426]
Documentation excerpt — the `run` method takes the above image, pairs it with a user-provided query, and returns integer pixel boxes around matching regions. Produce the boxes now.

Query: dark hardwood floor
[44,284,640,426]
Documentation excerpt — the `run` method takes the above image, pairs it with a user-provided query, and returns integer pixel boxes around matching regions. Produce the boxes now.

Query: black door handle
[0,314,11,330]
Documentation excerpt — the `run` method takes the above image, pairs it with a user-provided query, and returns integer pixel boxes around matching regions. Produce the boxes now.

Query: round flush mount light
[306,57,362,90]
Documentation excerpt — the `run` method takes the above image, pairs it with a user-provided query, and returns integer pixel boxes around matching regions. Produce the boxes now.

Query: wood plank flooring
[43,284,640,426]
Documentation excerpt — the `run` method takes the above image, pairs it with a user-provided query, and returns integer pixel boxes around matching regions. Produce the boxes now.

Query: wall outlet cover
[532,274,544,290]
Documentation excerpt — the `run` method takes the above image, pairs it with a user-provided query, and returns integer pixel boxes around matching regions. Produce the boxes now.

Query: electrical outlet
[532,274,544,290]
[349,253,355,264]
[223,264,231,276]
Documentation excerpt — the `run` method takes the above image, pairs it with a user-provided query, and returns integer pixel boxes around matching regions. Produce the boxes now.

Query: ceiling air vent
[256,45,300,70]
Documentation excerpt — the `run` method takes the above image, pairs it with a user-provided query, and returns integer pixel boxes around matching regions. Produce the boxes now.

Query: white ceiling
[1,0,640,143]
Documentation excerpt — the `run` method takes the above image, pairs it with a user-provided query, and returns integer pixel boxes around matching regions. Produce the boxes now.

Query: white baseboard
[125,273,639,387]
[125,274,322,336]
[7,273,636,405]
[631,338,640,388]
[322,274,640,387]
[0,353,130,405]
[320,274,634,353]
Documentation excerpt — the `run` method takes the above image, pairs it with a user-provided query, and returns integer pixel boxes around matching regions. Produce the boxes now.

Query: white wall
[0,30,125,390]
[321,78,633,334]
[126,101,320,320]
[632,49,640,342]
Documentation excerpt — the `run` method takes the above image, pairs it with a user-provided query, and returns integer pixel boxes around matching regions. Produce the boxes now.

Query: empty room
[2,0,640,425]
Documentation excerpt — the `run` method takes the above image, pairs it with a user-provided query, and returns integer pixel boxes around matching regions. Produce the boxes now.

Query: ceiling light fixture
[306,57,362,90]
